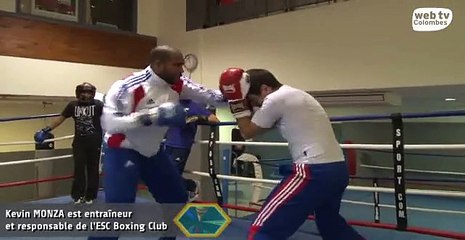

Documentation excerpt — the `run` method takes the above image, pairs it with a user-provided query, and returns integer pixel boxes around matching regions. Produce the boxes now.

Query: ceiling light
[445,98,456,101]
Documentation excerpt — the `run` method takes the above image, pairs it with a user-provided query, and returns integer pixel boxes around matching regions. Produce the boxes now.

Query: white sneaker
[187,191,199,202]
[187,180,200,202]
[85,199,93,204]
[74,197,84,204]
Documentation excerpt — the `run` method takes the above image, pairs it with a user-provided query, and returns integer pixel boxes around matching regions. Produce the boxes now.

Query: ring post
[207,125,224,205]
[221,148,230,206]
[372,178,380,223]
[34,132,56,199]
[391,113,408,230]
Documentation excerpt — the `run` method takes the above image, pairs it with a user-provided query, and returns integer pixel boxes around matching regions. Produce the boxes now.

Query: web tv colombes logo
[412,8,453,32]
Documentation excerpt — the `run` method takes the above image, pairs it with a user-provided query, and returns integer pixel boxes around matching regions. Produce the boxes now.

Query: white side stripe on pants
[253,164,307,227]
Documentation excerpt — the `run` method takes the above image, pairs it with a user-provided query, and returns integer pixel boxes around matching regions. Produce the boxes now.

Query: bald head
[149,45,183,64]
[149,45,185,84]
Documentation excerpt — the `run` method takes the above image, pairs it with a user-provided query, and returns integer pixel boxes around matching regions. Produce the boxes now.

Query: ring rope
[0,164,463,236]
[257,165,465,183]
[2,156,462,198]
[341,200,465,215]
[360,164,465,176]
[0,154,72,166]
[186,170,465,198]
[0,135,74,146]
[2,109,465,123]
[0,175,73,188]
[3,136,465,151]
[199,140,465,150]
[0,154,465,188]
[350,176,465,183]
[1,153,463,180]
[249,199,465,216]
[359,149,465,158]
[1,172,463,215]
[218,203,465,240]
[0,113,60,123]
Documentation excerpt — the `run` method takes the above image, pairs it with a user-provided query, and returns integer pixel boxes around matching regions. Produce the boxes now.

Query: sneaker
[85,199,94,204]
[187,180,200,202]
[74,197,84,205]
[187,191,199,202]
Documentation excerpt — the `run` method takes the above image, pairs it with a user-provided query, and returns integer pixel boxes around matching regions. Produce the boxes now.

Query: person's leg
[165,146,190,174]
[184,179,198,193]
[165,146,198,200]
[140,149,187,240]
[71,142,86,202]
[141,149,187,203]
[315,191,364,240]
[87,147,140,240]
[314,162,365,240]
[248,164,323,240]
[85,142,101,202]
[103,147,140,203]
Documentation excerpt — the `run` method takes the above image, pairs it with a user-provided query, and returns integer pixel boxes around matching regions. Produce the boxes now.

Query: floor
[1,188,464,240]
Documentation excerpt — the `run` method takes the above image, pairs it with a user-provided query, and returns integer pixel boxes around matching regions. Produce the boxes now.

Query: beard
[158,72,177,85]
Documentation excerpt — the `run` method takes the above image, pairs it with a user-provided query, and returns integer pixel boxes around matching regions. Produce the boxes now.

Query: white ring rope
[0,153,463,216]
[250,199,465,215]
[0,135,463,195]
[361,164,465,176]
[0,155,72,166]
[198,140,465,150]
[2,136,465,151]
[341,200,465,215]
[186,170,465,198]
[2,152,462,198]
[0,135,74,146]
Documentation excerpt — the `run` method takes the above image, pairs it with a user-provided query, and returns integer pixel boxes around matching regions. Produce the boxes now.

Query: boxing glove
[139,102,188,127]
[34,126,52,143]
[219,68,252,119]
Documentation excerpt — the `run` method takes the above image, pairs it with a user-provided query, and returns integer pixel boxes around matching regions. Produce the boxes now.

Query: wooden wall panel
[0,13,157,69]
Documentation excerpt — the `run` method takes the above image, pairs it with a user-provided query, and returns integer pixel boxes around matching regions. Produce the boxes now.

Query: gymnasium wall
[0,56,137,97]
[0,0,15,13]
[139,0,464,92]
[137,0,203,82]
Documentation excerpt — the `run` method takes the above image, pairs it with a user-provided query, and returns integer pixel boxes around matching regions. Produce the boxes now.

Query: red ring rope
[0,175,73,188]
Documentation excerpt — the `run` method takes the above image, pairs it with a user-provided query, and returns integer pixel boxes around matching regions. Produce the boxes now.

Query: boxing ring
[1,110,465,239]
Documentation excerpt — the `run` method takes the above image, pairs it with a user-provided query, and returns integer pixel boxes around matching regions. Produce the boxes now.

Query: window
[19,0,78,22]
[17,0,137,32]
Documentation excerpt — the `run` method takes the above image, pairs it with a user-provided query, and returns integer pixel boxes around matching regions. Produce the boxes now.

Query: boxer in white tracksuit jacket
[89,46,225,240]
